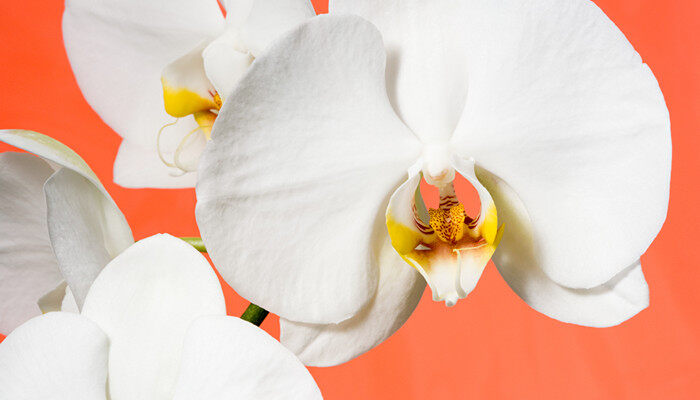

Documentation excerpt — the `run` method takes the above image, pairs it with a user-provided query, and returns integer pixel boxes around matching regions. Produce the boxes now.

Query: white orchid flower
[0,130,133,334]
[195,1,671,366]
[0,234,322,400]
[63,0,315,188]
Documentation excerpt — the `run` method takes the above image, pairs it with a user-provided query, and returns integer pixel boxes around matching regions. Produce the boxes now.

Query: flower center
[415,181,488,246]
[386,157,502,307]
[429,204,466,243]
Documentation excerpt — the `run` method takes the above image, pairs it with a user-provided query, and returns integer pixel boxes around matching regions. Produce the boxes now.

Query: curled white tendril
[156,119,212,176]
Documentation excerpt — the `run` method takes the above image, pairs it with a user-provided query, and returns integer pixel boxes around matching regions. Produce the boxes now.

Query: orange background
[1,1,699,398]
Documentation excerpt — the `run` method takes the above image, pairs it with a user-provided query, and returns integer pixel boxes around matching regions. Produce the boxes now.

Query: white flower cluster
[0,0,670,398]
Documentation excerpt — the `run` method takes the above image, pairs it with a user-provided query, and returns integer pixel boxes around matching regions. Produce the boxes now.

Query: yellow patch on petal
[387,216,423,255]
[469,203,498,243]
[161,78,219,118]
[479,203,498,244]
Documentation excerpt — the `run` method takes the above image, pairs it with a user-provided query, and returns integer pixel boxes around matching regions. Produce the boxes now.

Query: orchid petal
[63,0,224,187]
[478,168,649,326]
[0,153,62,334]
[196,15,420,324]
[45,167,134,308]
[445,0,670,289]
[81,234,226,400]
[0,313,109,399]
[0,130,134,307]
[173,316,322,399]
[280,236,424,366]
[331,0,472,143]
[0,129,100,185]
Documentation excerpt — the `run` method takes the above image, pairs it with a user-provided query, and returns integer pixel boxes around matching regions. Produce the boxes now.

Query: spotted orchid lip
[386,156,503,306]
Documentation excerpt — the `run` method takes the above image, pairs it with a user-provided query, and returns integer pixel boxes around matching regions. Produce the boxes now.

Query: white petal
[63,0,223,149]
[478,168,649,327]
[280,236,425,366]
[81,234,226,400]
[0,153,62,334]
[173,316,322,400]
[237,0,316,56]
[202,31,254,98]
[0,129,101,186]
[45,167,134,308]
[0,130,135,307]
[0,312,109,399]
[113,139,199,188]
[446,0,670,289]
[331,0,472,143]
[196,15,420,324]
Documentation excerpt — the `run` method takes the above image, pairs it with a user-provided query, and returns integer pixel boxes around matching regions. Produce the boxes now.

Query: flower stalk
[240,303,270,327]
[180,237,206,252]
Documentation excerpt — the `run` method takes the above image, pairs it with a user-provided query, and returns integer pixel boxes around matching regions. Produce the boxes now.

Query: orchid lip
[386,157,502,307]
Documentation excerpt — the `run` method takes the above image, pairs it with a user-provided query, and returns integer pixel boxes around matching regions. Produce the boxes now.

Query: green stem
[180,237,269,326]
[241,303,269,326]
[180,237,206,252]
